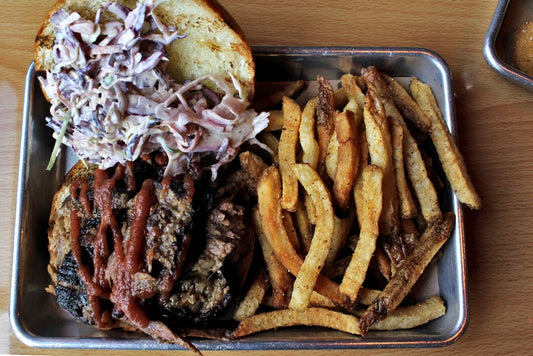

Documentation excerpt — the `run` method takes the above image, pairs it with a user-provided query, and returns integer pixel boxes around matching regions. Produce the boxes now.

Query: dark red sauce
[70,164,157,329]
[126,179,155,273]
[70,179,92,215]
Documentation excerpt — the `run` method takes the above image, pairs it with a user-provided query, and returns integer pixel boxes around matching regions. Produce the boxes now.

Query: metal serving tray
[484,0,533,89]
[11,46,467,351]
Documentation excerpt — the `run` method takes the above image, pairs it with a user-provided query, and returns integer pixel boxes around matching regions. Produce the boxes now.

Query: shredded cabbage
[39,0,269,179]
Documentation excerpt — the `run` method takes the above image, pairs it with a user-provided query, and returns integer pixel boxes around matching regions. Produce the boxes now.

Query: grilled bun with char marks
[34,0,255,103]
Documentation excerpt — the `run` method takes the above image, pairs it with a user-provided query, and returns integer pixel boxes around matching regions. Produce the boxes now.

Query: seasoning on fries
[410,78,482,210]
[231,66,480,341]
[340,164,383,301]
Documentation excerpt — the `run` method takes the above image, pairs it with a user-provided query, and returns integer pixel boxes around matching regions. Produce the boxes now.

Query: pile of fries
[231,66,480,338]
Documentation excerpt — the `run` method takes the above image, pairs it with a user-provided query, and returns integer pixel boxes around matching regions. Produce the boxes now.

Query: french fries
[252,208,293,309]
[325,211,355,266]
[316,75,336,182]
[370,295,446,331]
[232,67,479,341]
[265,109,284,131]
[279,96,302,212]
[294,202,314,254]
[239,151,268,195]
[233,268,269,321]
[299,97,320,169]
[359,212,455,334]
[232,307,361,338]
[363,82,401,262]
[341,73,366,109]
[289,164,335,311]
[402,127,443,224]
[256,165,352,308]
[340,164,383,300]
[332,110,359,212]
[391,122,418,219]
[326,132,339,180]
[410,78,482,209]
[362,66,442,225]
[381,73,431,132]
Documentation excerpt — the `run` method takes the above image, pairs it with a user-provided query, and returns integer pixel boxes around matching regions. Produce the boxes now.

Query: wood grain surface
[1,0,532,355]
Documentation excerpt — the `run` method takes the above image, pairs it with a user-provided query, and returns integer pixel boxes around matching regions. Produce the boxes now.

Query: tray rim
[10,46,469,351]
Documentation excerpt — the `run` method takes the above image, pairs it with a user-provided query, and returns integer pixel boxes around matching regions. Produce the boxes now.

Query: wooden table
[1,1,531,355]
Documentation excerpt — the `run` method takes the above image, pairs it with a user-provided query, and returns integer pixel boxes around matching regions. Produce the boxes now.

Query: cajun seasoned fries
[232,67,480,339]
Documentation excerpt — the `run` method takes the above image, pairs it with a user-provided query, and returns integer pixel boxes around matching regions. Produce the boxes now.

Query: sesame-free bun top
[34,0,255,103]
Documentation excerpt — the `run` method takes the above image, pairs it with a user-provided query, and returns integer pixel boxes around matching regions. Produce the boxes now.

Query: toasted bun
[34,0,255,102]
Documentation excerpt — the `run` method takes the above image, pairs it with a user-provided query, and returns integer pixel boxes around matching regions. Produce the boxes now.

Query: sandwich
[35,0,268,349]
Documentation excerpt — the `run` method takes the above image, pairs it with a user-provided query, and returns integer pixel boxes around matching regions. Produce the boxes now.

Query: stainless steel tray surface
[11,46,467,351]
[484,0,533,89]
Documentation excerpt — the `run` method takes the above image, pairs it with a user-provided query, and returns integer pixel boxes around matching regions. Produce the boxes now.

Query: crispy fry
[289,163,335,311]
[358,288,381,306]
[239,151,268,195]
[283,210,301,254]
[304,191,317,225]
[402,127,443,224]
[299,97,320,169]
[252,207,293,309]
[390,122,418,219]
[309,291,338,309]
[341,73,366,109]
[332,110,359,211]
[316,75,336,182]
[325,211,356,266]
[340,165,383,300]
[381,73,431,132]
[259,131,279,165]
[334,87,349,109]
[359,212,455,334]
[299,98,322,224]
[294,202,314,254]
[266,110,284,131]
[376,87,442,225]
[343,98,364,127]
[326,131,339,180]
[370,295,445,330]
[256,166,351,308]
[279,96,302,212]
[300,98,320,221]
[233,268,269,321]
[374,242,392,281]
[401,218,420,254]
[358,125,369,171]
[410,78,481,209]
[262,291,337,310]
[363,82,400,239]
[231,307,361,338]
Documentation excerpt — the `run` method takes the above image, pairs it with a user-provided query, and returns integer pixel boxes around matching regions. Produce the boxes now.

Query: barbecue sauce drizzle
[69,163,156,328]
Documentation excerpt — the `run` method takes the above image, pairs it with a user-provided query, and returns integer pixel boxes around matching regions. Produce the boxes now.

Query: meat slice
[47,158,196,335]
[161,195,253,325]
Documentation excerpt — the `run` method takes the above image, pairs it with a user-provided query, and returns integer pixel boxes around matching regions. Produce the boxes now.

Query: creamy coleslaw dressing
[39,0,269,178]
